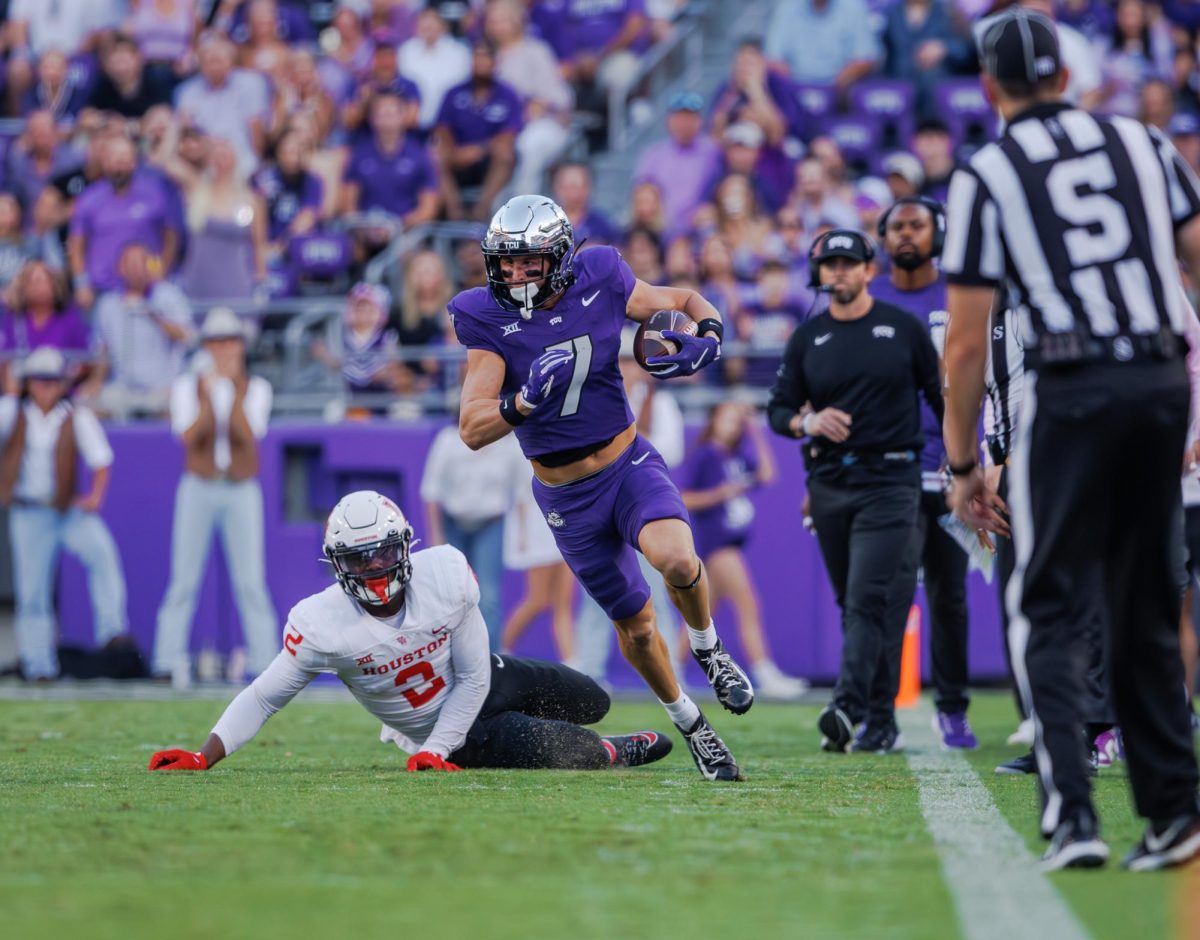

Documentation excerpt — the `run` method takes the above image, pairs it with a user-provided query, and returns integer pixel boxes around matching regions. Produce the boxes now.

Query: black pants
[1010,360,1198,831]
[887,489,970,714]
[449,655,613,770]
[809,473,920,726]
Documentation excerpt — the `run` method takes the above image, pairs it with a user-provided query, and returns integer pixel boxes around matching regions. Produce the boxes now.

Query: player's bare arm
[459,347,521,450]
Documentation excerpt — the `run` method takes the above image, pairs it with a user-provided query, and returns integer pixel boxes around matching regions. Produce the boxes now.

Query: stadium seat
[790,83,836,141]
[820,116,881,179]
[848,79,916,153]
[933,79,999,156]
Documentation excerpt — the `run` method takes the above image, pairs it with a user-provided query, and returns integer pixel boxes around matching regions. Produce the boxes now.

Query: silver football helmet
[323,491,414,607]
[481,194,576,318]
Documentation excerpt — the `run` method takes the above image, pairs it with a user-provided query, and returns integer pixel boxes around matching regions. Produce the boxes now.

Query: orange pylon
[895,604,922,708]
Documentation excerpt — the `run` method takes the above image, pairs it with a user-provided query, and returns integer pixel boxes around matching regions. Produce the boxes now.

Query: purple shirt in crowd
[869,273,948,474]
[676,437,759,558]
[435,80,524,146]
[1,307,91,356]
[5,144,85,215]
[69,172,177,293]
[343,135,438,217]
[633,135,723,238]
[571,208,621,246]
[451,245,636,458]
[559,0,645,58]
[253,166,324,241]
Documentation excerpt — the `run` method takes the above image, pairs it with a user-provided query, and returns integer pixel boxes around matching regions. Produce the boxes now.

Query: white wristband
[802,412,816,436]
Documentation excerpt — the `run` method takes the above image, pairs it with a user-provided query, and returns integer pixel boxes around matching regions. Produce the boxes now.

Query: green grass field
[0,690,1193,939]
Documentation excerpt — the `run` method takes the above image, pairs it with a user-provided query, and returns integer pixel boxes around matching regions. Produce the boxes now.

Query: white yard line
[900,704,1092,940]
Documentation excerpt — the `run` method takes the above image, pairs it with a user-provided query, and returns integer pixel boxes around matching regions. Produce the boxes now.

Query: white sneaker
[753,661,810,700]
[1007,717,1035,747]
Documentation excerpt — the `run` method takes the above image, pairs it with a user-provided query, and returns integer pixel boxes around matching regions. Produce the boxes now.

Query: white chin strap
[509,283,537,319]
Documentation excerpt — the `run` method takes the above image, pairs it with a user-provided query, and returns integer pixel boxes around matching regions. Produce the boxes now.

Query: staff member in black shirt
[769,229,944,754]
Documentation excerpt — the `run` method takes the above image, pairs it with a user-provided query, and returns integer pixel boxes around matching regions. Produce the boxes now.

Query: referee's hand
[949,465,1010,538]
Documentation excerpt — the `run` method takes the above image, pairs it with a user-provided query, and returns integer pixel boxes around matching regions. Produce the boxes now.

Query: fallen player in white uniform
[149,491,672,773]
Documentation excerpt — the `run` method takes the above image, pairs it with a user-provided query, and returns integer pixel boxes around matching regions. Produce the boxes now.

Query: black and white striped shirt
[941,101,1200,363]
[984,301,1024,463]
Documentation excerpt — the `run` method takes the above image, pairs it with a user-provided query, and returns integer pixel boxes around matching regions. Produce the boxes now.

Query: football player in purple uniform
[452,195,752,781]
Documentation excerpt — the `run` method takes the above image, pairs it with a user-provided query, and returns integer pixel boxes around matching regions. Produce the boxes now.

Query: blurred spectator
[765,0,879,88]
[324,6,375,80]
[281,110,346,220]
[270,49,336,147]
[1059,0,1116,44]
[633,92,722,237]
[881,0,971,113]
[5,0,119,113]
[341,90,440,252]
[1139,77,1177,129]
[433,42,522,221]
[712,172,773,280]
[719,122,788,216]
[0,195,43,290]
[237,0,292,84]
[912,118,954,203]
[1,261,91,375]
[87,242,192,418]
[1019,0,1103,108]
[677,402,807,698]
[622,226,664,282]
[174,31,271,172]
[153,307,277,686]
[5,110,84,217]
[807,136,857,206]
[340,34,422,136]
[123,0,202,82]
[69,134,179,309]
[399,7,471,133]
[218,0,315,45]
[253,130,323,262]
[1170,111,1200,171]
[558,0,647,107]
[882,152,924,201]
[733,259,811,385]
[852,175,893,234]
[0,346,128,682]
[83,33,174,124]
[788,155,857,232]
[168,136,268,304]
[455,237,488,290]
[1095,0,1176,117]
[761,204,809,273]
[19,49,90,122]
[552,162,620,245]
[697,233,741,323]
[397,249,454,381]
[366,0,420,40]
[313,282,413,397]
[421,419,519,649]
[627,181,665,239]
[487,0,574,196]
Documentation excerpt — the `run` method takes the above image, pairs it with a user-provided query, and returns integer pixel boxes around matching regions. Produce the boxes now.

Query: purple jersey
[450,245,636,459]
[869,274,947,473]
[560,0,645,58]
[435,80,524,146]
[69,172,176,293]
[253,166,324,241]
[677,438,759,558]
[343,135,437,217]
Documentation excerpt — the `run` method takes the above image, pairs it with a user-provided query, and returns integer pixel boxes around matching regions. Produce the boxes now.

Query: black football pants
[450,655,612,770]
[1009,360,1198,832]
[809,475,920,727]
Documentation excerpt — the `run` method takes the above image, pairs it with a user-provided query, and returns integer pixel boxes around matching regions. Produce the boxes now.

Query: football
[633,310,698,370]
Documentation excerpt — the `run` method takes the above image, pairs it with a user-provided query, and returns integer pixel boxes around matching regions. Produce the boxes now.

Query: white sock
[661,691,701,729]
[687,621,718,652]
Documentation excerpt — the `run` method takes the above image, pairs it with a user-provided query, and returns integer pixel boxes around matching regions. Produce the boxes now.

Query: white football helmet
[323,491,414,606]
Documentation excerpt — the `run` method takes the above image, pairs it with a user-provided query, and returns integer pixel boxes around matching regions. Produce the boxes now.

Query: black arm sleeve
[913,322,945,423]
[768,327,810,437]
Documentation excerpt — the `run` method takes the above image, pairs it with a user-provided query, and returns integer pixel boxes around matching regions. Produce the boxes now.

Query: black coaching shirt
[768,300,944,479]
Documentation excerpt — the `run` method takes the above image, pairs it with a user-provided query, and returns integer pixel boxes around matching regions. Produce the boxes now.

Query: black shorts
[448,655,612,770]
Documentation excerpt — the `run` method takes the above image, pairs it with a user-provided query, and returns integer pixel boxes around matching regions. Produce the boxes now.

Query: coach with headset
[769,229,944,754]
[869,196,978,751]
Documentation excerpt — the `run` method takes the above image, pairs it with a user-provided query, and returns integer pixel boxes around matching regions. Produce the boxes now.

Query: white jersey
[211,545,492,759]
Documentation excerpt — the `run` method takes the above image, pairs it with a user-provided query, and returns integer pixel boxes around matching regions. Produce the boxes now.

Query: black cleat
[601,731,674,768]
[818,704,854,753]
[692,639,754,715]
[995,750,1037,775]
[678,714,742,781]
[1040,813,1109,871]
[1122,815,1200,871]
[850,722,905,754]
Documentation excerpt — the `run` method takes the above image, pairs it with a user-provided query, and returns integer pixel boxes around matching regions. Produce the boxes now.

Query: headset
[876,195,947,258]
[807,228,876,290]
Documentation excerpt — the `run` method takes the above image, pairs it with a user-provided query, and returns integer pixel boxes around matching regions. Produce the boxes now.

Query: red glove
[406,751,462,772]
[148,749,208,771]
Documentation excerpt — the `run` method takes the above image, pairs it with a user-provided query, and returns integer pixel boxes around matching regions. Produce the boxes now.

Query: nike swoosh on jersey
[631,453,649,465]
[432,625,447,635]
[815,333,832,346]
[581,290,601,306]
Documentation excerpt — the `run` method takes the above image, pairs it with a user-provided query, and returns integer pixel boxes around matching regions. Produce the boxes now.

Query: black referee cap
[976,8,1061,87]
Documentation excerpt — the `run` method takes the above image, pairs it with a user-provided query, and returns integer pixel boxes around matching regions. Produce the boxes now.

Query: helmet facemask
[325,528,413,607]
[481,195,577,319]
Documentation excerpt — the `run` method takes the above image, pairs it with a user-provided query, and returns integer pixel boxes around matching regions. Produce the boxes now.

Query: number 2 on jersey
[545,335,593,418]
[393,661,445,708]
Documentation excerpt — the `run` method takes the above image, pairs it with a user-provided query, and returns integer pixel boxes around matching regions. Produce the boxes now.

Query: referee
[942,8,1200,871]
[769,229,943,755]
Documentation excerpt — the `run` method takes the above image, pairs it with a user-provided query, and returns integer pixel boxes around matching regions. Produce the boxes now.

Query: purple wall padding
[55,420,1006,687]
